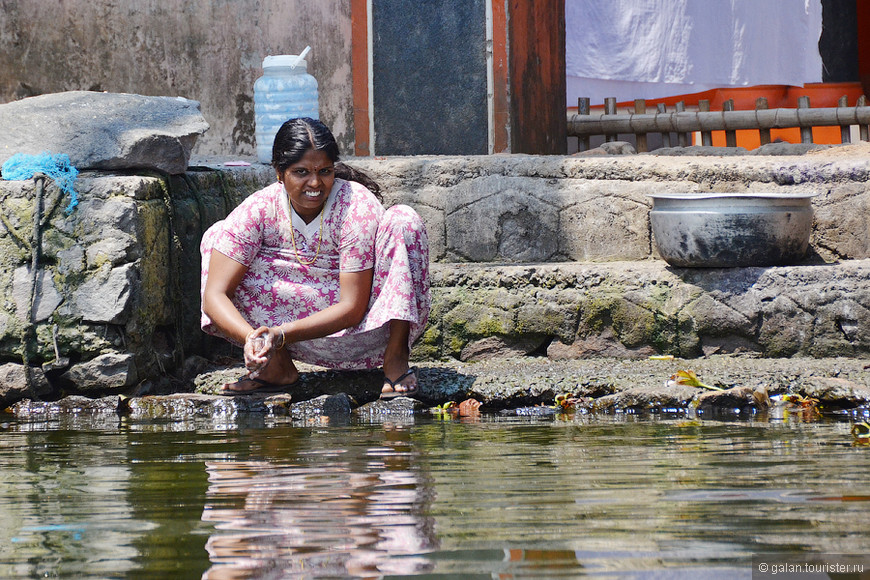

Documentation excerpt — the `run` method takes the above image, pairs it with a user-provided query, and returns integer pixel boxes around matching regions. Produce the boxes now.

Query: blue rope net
[1,152,79,213]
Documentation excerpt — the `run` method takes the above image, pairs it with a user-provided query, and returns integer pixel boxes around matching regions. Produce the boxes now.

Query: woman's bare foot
[380,367,418,399]
[222,347,300,393]
[381,320,417,397]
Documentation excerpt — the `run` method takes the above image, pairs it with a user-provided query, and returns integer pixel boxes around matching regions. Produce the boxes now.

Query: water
[1,412,868,579]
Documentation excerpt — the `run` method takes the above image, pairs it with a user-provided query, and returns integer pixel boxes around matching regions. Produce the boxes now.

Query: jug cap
[263,55,307,69]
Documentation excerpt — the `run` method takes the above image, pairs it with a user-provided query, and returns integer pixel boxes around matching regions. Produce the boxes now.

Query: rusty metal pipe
[567,106,870,137]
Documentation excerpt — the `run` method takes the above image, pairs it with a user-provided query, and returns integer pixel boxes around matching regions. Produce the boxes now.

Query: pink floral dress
[200,178,430,370]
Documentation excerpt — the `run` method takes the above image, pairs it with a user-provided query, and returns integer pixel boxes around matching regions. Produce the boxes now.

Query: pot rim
[647,192,817,200]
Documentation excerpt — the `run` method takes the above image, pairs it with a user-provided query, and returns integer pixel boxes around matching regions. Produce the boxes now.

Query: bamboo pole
[657,102,671,147]
[723,99,737,147]
[604,97,617,142]
[698,100,713,146]
[756,97,771,145]
[798,96,813,143]
[566,105,870,137]
[634,99,648,152]
[675,101,688,146]
[838,95,851,143]
[577,97,590,151]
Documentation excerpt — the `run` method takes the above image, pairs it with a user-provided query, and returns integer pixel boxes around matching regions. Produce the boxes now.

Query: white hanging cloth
[566,0,824,105]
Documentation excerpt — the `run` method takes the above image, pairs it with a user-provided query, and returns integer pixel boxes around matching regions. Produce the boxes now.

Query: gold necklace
[290,209,324,266]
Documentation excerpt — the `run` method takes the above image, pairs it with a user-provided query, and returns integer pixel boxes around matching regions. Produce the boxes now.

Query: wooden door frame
[351,0,511,156]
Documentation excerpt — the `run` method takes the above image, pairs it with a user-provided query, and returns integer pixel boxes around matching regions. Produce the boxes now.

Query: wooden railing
[567,95,870,152]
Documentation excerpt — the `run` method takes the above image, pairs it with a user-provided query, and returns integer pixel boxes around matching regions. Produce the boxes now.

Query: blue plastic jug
[254,54,319,164]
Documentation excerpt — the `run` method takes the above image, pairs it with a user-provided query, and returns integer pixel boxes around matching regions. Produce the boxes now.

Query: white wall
[0,1,356,157]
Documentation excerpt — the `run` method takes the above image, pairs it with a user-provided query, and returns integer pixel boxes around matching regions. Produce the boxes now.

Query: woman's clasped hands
[244,326,284,376]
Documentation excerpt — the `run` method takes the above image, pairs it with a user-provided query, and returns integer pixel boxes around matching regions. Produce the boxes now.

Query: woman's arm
[277,268,374,344]
[204,249,374,344]
[202,249,256,345]
[203,249,373,373]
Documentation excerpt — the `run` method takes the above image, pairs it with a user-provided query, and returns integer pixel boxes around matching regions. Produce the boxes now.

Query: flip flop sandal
[218,377,298,396]
[380,367,419,400]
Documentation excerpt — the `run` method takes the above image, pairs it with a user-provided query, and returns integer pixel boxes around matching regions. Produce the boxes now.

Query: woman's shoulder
[336,178,382,207]
[249,181,284,202]
[222,182,283,229]
[232,182,282,212]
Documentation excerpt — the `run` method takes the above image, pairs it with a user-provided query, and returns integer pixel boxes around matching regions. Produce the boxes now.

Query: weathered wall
[0,165,273,406]
[347,153,870,264]
[425,259,870,362]
[0,1,354,156]
[1,152,870,406]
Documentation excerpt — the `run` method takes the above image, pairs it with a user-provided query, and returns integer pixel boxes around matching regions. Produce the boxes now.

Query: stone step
[423,259,870,361]
[192,152,870,264]
[1,152,868,407]
[347,151,870,264]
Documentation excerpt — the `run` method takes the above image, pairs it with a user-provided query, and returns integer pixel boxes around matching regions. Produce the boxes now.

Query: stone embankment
[1,113,869,419]
[6,356,870,424]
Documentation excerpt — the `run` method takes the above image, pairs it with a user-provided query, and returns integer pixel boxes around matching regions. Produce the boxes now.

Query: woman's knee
[382,204,422,227]
[378,205,427,242]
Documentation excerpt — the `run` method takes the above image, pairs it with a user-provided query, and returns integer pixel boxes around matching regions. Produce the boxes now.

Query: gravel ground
[193,354,870,413]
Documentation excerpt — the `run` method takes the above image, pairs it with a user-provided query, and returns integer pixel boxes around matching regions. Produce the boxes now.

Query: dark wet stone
[355,396,429,419]
[592,384,699,413]
[124,393,292,420]
[289,393,356,420]
[321,393,355,415]
[60,352,138,394]
[0,363,53,409]
[695,386,757,412]
[9,395,121,418]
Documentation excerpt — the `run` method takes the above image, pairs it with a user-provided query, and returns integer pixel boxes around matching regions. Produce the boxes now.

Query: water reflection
[201,425,438,578]
[2,414,870,578]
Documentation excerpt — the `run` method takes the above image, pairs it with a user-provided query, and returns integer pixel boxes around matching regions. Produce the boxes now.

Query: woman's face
[278,148,336,223]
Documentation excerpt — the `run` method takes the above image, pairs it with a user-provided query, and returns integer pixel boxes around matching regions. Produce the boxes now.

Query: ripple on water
[0,415,868,578]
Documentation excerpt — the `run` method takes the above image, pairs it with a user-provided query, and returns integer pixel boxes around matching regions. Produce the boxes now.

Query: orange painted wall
[571,82,866,150]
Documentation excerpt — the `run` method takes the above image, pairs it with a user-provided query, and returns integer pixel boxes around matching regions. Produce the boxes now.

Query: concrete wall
[1,152,869,405]
[0,1,355,157]
[348,153,870,264]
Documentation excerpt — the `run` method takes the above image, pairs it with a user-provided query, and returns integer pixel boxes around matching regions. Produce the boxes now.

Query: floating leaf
[457,398,481,417]
[554,393,583,411]
[851,421,870,441]
[670,370,723,391]
[431,401,457,418]
[782,393,819,409]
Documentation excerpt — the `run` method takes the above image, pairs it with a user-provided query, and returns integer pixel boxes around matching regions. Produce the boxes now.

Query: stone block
[0,91,208,174]
[445,176,560,261]
[430,260,870,361]
[559,187,651,260]
[812,183,870,260]
[72,264,135,325]
[61,352,138,393]
[0,363,52,407]
[12,266,63,322]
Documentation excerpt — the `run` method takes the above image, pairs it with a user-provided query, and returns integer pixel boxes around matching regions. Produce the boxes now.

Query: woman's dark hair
[272,117,381,199]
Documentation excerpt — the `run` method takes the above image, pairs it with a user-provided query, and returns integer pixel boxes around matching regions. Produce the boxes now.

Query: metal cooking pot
[648,193,815,267]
